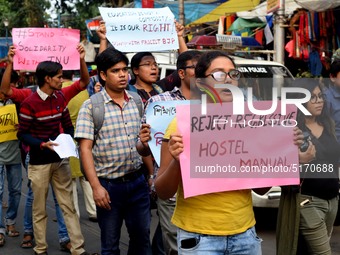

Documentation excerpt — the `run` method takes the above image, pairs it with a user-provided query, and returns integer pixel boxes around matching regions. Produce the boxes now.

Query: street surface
[1,168,340,255]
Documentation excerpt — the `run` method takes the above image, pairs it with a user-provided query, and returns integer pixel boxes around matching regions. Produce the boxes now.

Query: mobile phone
[181,238,198,249]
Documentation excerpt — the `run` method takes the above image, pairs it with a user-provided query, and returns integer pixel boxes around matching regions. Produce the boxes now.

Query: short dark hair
[130,52,154,70]
[95,48,129,86]
[35,61,63,87]
[176,50,202,70]
[129,52,155,84]
[330,60,340,77]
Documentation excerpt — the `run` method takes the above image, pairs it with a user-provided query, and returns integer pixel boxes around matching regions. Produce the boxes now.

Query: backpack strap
[90,92,105,139]
[127,84,138,92]
[90,91,143,142]
[128,91,144,118]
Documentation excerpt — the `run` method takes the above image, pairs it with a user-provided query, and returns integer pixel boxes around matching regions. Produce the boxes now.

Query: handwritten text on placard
[177,101,300,198]
[99,7,178,52]
[12,28,80,71]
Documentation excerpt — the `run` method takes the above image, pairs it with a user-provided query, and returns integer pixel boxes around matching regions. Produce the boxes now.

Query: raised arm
[77,44,90,89]
[176,21,188,54]
[0,46,15,97]
[97,21,107,54]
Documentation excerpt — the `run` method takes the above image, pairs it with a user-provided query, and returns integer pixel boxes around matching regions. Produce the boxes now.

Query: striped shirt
[75,89,142,179]
[17,87,74,165]
[10,80,83,104]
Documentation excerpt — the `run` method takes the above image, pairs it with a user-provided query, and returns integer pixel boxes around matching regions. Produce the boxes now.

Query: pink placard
[176,101,300,198]
[12,28,80,71]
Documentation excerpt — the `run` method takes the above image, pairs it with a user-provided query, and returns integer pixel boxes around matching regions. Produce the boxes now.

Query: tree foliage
[0,0,50,37]
[0,0,133,38]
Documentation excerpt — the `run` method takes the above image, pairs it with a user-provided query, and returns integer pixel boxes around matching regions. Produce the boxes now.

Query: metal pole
[5,26,8,51]
[273,0,285,64]
[179,0,185,25]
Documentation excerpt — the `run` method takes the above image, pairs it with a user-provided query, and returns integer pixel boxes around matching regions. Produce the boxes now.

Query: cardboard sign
[176,101,300,198]
[0,104,18,142]
[99,7,178,52]
[12,28,80,71]
[145,100,192,167]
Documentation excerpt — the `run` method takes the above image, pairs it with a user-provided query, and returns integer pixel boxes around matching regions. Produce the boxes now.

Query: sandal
[60,240,71,253]
[21,233,34,249]
[6,225,19,237]
[0,233,5,247]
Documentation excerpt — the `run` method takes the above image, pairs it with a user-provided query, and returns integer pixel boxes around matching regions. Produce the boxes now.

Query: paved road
[0,168,158,255]
[1,168,340,255]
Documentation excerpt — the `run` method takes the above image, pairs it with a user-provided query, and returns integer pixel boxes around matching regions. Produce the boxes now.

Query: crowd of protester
[0,21,339,255]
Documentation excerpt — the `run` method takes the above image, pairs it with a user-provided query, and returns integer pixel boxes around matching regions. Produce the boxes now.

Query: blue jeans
[23,153,70,243]
[97,174,152,255]
[0,163,22,234]
[177,226,262,255]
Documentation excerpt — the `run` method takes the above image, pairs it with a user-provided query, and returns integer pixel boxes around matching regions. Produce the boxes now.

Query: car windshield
[237,64,294,101]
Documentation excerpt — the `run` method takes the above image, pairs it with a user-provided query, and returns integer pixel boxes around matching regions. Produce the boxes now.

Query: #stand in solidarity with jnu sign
[12,27,80,71]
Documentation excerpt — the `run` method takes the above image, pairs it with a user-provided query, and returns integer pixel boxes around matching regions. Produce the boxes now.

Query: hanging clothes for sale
[309,50,323,76]
[287,8,340,61]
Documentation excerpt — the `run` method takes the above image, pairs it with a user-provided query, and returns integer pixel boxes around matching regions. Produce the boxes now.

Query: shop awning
[294,0,340,12]
[189,0,261,25]
[134,0,260,25]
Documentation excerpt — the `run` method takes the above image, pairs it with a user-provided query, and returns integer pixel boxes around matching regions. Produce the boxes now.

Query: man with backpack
[75,47,151,255]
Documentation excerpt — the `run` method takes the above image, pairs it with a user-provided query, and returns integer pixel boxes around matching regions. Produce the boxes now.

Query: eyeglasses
[183,65,196,69]
[206,69,241,82]
[138,62,159,68]
[310,93,325,104]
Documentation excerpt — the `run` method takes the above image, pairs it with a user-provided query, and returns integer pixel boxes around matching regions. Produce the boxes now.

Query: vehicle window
[237,65,293,101]
[165,68,175,77]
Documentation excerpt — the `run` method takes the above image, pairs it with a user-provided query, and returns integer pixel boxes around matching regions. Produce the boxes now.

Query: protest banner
[146,100,193,166]
[12,28,80,71]
[176,101,300,198]
[0,104,18,142]
[99,7,178,52]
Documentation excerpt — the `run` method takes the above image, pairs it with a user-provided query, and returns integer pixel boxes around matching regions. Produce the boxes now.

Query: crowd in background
[0,21,339,255]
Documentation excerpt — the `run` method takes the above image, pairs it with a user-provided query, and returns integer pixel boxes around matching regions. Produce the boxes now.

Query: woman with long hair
[155,51,262,254]
[277,78,340,255]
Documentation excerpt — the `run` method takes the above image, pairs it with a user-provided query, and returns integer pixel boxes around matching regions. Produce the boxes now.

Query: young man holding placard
[17,59,95,255]
[0,45,90,253]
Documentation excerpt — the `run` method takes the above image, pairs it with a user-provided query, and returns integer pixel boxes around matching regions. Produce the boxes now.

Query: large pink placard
[12,28,80,71]
[176,101,300,198]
